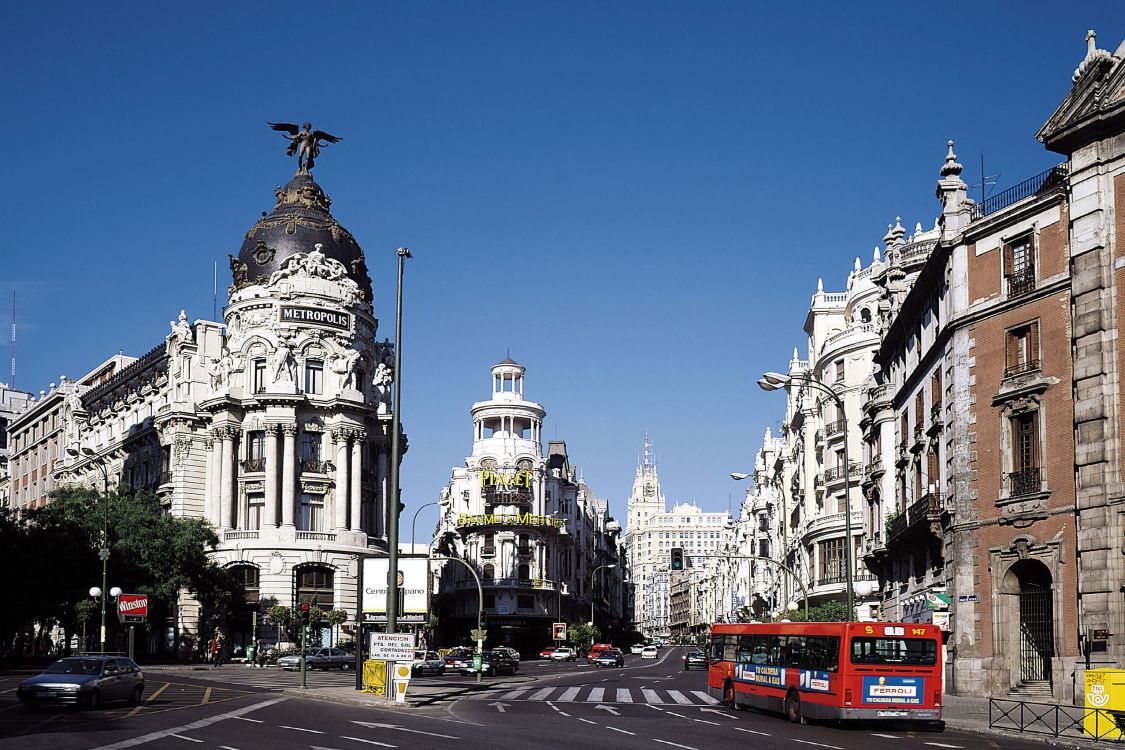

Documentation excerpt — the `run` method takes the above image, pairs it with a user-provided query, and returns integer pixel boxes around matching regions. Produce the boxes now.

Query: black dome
[233,172,371,300]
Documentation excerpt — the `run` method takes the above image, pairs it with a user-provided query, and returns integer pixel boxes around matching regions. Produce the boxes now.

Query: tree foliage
[567,622,600,650]
[783,600,853,622]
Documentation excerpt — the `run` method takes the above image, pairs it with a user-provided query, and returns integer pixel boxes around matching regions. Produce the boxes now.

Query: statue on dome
[268,122,342,172]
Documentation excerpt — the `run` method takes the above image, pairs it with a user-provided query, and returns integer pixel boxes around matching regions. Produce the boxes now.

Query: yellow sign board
[362,659,387,696]
[455,512,562,529]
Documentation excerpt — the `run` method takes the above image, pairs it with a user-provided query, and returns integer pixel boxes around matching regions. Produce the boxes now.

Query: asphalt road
[0,649,1063,749]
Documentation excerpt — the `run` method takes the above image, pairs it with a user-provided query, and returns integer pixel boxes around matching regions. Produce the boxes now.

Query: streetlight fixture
[757,370,857,616]
[386,246,412,636]
[70,446,110,653]
[409,501,438,550]
[589,564,617,630]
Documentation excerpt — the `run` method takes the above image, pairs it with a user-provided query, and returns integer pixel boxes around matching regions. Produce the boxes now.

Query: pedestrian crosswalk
[488,686,719,706]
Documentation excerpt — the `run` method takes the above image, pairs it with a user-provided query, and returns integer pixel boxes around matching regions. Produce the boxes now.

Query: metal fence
[989,697,1125,742]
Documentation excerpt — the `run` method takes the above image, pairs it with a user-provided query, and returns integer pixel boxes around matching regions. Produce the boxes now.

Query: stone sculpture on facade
[270,341,296,387]
[372,363,393,413]
[169,310,193,346]
[330,350,361,390]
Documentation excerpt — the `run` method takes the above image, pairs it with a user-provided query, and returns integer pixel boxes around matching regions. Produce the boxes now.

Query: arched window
[483,564,495,581]
[295,565,334,609]
[860,307,872,323]
[517,563,530,581]
[229,564,260,607]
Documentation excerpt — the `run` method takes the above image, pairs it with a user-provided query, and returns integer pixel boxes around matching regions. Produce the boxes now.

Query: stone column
[333,428,350,531]
[350,429,365,532]
[207,433,221,527]
[264,424,280,528]
[219,427,235,530]
[281,423,297,528]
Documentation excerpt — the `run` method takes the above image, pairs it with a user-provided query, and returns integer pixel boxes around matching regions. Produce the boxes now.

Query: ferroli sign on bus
[118,594,148,624]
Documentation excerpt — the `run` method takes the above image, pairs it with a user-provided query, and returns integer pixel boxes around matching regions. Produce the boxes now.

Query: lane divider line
[202,687,212,705]
[89,696,287,749]
[128,682,171,718]
[339,737,396,748]
[792,740,842,749]
[168,735,203,743]
[279,725,324,734]
[653,739,699,750]
[734,727,771,736]
[607,727,635,736]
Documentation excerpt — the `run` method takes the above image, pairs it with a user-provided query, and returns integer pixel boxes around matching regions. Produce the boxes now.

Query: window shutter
[1006,329,1017,369]
[1030,321,1040,365]
[1030,410,1040,467]
[1003,241,1014,277]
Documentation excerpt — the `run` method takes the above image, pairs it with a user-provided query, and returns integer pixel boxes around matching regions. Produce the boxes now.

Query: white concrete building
[18,162,400,657]
[432,360,623,653]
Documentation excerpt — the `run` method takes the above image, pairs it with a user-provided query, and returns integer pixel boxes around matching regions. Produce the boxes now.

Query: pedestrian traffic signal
[670,547,684,571]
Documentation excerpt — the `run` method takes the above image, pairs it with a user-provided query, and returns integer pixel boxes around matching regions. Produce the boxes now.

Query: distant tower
[626,432,665,533]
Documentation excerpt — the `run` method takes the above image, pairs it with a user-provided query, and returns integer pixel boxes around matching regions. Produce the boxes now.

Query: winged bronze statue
[268,122,342,172]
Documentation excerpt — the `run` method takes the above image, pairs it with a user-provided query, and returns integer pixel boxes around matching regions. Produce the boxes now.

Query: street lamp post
[410,501,438,550]
[758,370,856,616]
[589,564,616,631]
[70,447,110,653]
[731,471,790,615]
[386,246,412,636]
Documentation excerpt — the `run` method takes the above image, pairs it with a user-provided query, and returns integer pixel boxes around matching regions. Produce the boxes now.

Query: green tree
[266,605,294,641]
[784,600,853,622]
[567,622,600,651]
[326,609,348,648]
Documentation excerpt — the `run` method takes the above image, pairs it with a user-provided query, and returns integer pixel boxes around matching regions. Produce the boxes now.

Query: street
[0,648,1057,749]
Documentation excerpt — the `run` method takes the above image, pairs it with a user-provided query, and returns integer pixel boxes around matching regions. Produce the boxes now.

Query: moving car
[641,645,658,659]
[277,647,355,671]
[458,650,519,676]
[682,649,707,670]
[592,648,625,668]
[630,644,646,655]
[442,648,474,671]
[587,643,613,660]
[550,647,576,661]
[492,646,521,663]
[411,650,446,676]
[538,646,558,659]
[17,656,144,711]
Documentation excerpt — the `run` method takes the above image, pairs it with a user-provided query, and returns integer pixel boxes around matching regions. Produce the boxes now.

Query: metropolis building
[7,149,399,655]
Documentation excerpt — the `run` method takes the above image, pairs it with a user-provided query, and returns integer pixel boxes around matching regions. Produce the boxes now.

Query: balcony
[971,163,1068,220]
[888,493,943,543]
[480,546,496,558]
[802,511,863,540]
[1004,359,1041,379]
[1006,467,1042,497]
[814,474,824,488]
[928,404,943,435]
[223,530,259,541]
[865,459,885,478]
[517,546,532,556]
[896,443,909,466]
[913,423,924,445]
[159,471,172,485]
[824,420,846,438]
[816,572,878,588]
[296,531,337,542]
[815,429,824,446]
[823,463,863,485]
[1006,271,1036,298]
[240,458,266,472]
[300,459,333,473]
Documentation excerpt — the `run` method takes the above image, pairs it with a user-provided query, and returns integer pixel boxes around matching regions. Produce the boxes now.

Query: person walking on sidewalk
[210,628,225,668]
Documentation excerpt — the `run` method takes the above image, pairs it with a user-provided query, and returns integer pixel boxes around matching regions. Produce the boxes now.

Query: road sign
[368,632,415,660]
[471,628,487,640]
[552,622,566,640]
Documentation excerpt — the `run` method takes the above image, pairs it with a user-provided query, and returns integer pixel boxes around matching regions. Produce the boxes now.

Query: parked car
[550,647,576,661]
[641,645,658,659]
[492,646,521,663]
[586,643,613,660]
[592,648,625,668]
[411,650,446,676]
[682,650,707,670]
[458,650,519,676]
[17,656,144,711]
[539,646,558,659]
[277,647,355,671]
[630,644,646,655]
[442,648,475,671]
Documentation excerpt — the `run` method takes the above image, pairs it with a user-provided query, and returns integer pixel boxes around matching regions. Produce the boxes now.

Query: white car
[550,647,576,661]
[630,644,645,655]
[641,646,658,659]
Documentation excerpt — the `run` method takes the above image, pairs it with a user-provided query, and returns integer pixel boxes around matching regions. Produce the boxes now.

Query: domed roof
[233,172,371,300]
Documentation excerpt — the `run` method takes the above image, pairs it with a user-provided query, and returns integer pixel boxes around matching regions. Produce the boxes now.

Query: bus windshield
[850,637,937,665]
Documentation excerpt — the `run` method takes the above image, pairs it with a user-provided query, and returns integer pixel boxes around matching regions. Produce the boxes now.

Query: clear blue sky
[4,3,1123,539]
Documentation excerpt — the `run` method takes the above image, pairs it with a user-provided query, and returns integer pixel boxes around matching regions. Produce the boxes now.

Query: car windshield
[45,659,103,675]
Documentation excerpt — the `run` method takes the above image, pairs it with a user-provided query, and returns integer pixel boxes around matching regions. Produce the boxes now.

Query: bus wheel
[785,691,804,724]
[723,681,739,710]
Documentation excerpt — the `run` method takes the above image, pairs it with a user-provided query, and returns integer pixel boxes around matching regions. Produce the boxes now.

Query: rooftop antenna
[10,290,15,389]
[213,260,218,321]
[971,153,1000,206]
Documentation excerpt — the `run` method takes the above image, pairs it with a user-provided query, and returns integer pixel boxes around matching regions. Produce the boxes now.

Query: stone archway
[1002,558,1054,686]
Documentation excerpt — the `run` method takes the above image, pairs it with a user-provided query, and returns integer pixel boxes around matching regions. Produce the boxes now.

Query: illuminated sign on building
[455,512,562,529]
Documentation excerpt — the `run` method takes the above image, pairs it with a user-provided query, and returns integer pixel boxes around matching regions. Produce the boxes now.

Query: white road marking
[530,687,556,701]
[595,705,621,716]
[871,734,900,739]
[578,718,597,725]
[232,717,263,723]
[735,727,771,736]
[89,698,287,750]
[792,740,842,749]
[350,722,459,740]
[653,740,699,750]
[642,689,662,703]
[694,720,719,725]
[279,726,323,734]
[692,691,719,704]
[645,704,665,711]
[340,737,397,748]
[558,711,571,717]
[617,688,633,703]
[169,736,203,744]
[218,746,240,750]
[924,744,963,749]
[607,727,635,736]
[666,690,693,705]
[501,688,530,699]
[559,687,582,702]
[587,687,605,702]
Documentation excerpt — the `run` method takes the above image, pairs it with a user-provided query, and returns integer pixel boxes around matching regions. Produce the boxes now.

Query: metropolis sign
[278,305,351,330]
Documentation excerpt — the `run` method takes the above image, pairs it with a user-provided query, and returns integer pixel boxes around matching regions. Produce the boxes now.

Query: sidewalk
[942,693,1113,749]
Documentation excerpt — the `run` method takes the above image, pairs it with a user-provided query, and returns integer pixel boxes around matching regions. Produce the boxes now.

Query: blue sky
[4,2,1123,538]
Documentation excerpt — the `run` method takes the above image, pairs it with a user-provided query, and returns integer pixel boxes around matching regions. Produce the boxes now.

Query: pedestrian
[211,628,225,668]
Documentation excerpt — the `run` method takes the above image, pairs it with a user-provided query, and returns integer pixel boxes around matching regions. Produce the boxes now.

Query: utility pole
[386,247,411,635]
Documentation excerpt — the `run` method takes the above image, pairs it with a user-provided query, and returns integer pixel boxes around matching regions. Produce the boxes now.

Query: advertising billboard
[362,556,429,624]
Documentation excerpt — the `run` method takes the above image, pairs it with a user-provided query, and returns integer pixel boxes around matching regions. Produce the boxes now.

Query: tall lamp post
[757,370,856,616]
[386,246,412,635]
[589,564,616,630]
[69,447,110,653]
[409,501,438,550]
[731,471,790,614]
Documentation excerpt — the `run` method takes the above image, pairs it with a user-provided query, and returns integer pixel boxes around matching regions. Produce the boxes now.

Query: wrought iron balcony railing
[1006,467,1042,496]
[240,458,266,472]
[1004,359,1041,379]
[971,164,1069,220]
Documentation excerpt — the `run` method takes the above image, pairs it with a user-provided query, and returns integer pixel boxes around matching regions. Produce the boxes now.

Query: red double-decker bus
[707,621,942,724]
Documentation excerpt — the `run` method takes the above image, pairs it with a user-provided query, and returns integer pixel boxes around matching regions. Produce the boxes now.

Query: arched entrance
[1006,560,1054,685]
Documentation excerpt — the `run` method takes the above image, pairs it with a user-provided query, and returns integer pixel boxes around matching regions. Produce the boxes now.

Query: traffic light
[670,547,684,571]
[478,613,488,630]
[298,601,311,625]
